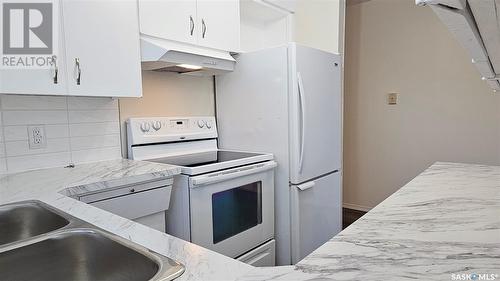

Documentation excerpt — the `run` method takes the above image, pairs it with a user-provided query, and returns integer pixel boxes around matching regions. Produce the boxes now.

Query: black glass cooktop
[148,150,264,167]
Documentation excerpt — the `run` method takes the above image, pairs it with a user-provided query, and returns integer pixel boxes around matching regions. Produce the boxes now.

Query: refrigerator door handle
[297,72,306,173]
[297,181,315,191]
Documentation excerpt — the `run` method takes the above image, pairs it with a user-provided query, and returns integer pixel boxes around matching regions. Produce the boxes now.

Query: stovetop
[146,150,273,176]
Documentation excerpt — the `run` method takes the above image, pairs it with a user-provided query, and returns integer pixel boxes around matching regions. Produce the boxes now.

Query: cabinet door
[0,0,67,96]
[0,51,67,96]
[196,0,240,51]
[138,0,197,45]
[61,0,142,97]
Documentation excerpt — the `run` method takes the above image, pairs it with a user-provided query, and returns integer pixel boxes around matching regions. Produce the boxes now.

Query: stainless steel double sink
[0,200,185,281]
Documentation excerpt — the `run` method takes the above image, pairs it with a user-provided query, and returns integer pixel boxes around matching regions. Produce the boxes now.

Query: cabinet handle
[189,16,194,36]
[75,58,81,85]
[202,19,207,38]
[51,55,58,84]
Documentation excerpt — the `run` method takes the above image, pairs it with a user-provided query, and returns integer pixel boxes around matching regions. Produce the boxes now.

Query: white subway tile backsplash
[69,122,120,137]
[5,138,70,157]
[71,146,122,164]
[0,95,67,111]
[70,135,120,151]
[2,127,26,142]
[0,144,5,158]
[7,152,72,173]
[3,124,69,141]
[3,110,68,126]
[0,95,123,174]
[68,110,119,123]
[68,97,118,110]
[0,158,7,174]
[0,113,4,142]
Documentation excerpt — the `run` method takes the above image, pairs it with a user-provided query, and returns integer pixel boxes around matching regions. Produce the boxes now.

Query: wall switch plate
[28,125,47,149]
[387,93,398,105]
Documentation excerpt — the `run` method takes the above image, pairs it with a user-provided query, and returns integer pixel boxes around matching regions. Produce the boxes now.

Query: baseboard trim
[343,203,372,212]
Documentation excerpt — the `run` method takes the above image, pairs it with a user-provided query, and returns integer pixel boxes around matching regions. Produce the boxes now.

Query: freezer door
[290,171,342,264]
[288,43,342,184]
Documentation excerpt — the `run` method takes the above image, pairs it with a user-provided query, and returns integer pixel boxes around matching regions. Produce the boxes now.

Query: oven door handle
[190,161,277,187]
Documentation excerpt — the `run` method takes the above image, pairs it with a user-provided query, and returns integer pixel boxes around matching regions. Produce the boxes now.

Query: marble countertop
[0,159,253,281]
[1,161,499,281]
[241,162,500,281]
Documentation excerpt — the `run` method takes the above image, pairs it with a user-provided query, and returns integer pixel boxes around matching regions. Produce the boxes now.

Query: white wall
[293,0,344,54]
[343,0,500,211]
[239,0,345,54]
[240,16,290,52]
[0,95,122,174]
[119,71,215,157]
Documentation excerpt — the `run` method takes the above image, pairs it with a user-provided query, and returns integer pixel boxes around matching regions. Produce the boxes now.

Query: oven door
[188,161,276,258]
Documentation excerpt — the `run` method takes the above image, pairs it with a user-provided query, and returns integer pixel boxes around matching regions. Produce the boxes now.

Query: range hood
[140,35,236,75]
[416,0,500,92]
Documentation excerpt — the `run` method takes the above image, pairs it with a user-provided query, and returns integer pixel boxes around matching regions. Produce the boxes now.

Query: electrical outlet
[387,93,398,105]
[28,125,46,149]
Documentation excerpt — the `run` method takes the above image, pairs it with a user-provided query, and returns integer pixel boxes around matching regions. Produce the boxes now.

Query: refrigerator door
[288,43,342,184]
[290,171,342,264]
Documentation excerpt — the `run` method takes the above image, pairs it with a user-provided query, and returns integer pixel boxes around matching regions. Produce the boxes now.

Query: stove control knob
[205,120,212,129]
[140,122,151,132]
[197,120,205,128]
[152,121,162,131]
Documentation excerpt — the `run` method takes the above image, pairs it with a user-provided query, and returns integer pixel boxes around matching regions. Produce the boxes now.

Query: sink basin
[0,201,69,246]
[0,229,184,281]
[0,200,184,281]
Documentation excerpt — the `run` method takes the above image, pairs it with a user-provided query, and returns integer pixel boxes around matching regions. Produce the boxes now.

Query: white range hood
[416,0,500,92]
[140,35,236,75]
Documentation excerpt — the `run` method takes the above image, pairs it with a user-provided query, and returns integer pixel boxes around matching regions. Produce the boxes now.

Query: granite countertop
[1,161,499,281]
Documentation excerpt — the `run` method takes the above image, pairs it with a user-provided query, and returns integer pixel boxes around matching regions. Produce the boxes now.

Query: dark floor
[342,208,367,229]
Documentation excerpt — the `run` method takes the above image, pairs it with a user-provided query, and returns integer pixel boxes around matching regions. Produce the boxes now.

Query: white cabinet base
[135,212,166,232]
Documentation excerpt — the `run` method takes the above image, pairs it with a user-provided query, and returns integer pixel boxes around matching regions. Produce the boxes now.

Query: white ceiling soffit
[416,0,500,91]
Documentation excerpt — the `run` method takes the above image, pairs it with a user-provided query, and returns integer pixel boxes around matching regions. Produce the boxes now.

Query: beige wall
[119,71,215,157]
[293,0,345,54]
[343,0,500,211]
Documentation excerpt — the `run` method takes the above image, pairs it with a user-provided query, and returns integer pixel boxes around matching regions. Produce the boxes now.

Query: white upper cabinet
[139,0,198,45]
[196,0,240,51]
[0,0,67,95]
[61,0,142,97]
[0,0,142,97]
[0,20,68,95]
[138,0,240,52]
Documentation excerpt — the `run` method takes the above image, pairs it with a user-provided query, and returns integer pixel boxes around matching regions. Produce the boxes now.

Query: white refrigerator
[216,43,342,265]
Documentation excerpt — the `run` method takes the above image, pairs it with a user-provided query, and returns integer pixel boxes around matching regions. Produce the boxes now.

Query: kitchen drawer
[237,239,275,267]
[79,178,173,203]
[90,186,171,220]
